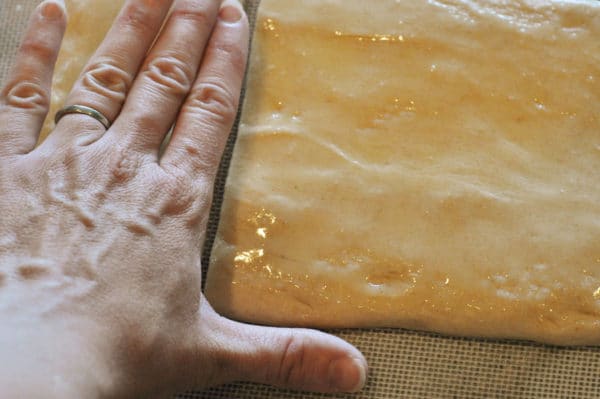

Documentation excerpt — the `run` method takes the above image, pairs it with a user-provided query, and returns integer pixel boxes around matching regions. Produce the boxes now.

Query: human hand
[0,0,367,398]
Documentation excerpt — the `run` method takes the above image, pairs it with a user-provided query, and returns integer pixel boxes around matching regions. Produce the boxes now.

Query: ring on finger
[55,104,112,129]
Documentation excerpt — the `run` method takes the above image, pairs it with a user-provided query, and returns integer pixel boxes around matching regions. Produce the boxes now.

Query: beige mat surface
[2,1,600,398]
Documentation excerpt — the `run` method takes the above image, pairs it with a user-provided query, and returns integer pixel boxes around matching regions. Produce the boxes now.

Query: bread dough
[42,0,126,140]
[205,0,600,345]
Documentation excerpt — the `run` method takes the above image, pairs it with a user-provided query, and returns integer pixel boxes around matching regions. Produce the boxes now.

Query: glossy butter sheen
[206,0,600,345]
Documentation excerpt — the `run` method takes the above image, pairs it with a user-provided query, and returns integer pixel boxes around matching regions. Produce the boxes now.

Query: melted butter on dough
[206,0,600,345]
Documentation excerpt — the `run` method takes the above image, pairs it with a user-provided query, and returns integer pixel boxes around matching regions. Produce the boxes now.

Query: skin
[0,0,367,398]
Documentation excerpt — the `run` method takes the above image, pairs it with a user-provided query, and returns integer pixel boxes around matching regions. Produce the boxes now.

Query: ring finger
[51,0,174,143]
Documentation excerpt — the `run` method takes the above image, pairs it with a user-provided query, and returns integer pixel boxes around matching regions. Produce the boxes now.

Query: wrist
[0,316,118,399]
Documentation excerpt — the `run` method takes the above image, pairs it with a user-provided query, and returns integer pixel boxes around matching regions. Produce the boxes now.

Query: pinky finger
[0,0,66,156]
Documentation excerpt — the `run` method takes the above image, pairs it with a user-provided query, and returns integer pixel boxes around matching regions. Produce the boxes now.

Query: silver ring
[55,105,111,129]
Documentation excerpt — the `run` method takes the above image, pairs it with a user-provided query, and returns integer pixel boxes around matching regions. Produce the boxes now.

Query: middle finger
[106,0,221,153]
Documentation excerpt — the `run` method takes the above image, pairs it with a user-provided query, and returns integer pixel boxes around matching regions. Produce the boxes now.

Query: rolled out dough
[206,0,600,345]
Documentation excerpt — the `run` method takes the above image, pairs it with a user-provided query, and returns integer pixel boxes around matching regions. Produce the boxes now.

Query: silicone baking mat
[2,1,599,398]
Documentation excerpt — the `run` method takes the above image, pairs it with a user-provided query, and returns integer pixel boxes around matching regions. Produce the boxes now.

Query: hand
[0,0,367,398]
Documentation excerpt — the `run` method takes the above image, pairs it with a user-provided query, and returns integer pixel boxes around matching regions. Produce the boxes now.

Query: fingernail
[219,2,243,23]
[41,0,65,20]
[328,357,367,393]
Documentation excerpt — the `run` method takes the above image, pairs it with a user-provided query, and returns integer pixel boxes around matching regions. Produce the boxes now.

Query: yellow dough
[205,0,600,345]
[42,0,126,140]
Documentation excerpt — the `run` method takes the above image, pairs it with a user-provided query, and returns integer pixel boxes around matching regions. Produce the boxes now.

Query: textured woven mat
[2,1,600,398]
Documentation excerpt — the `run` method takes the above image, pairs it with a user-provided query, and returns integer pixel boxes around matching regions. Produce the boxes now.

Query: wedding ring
[55,104,111,129]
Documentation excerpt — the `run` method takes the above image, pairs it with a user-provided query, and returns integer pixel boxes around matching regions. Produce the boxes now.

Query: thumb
[203,307,367,393]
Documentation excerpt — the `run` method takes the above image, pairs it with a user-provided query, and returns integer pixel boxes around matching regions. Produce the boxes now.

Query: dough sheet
[206,0,600,345]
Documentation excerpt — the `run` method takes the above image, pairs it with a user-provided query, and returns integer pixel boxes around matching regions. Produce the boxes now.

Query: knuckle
[210,41,247,74]
[81,59,132,102]
[129,113,158,135]
[171,6,210,25]
[153,170,206,219]
[274,332,308,388]
[179,136,222,173]
[186,80,238,124]
[156,170,190,196]
[3,80,49,111]
[108,147,142,184]
[118,2,157,34]
[19,39,56,64]
[145,55,194,95]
